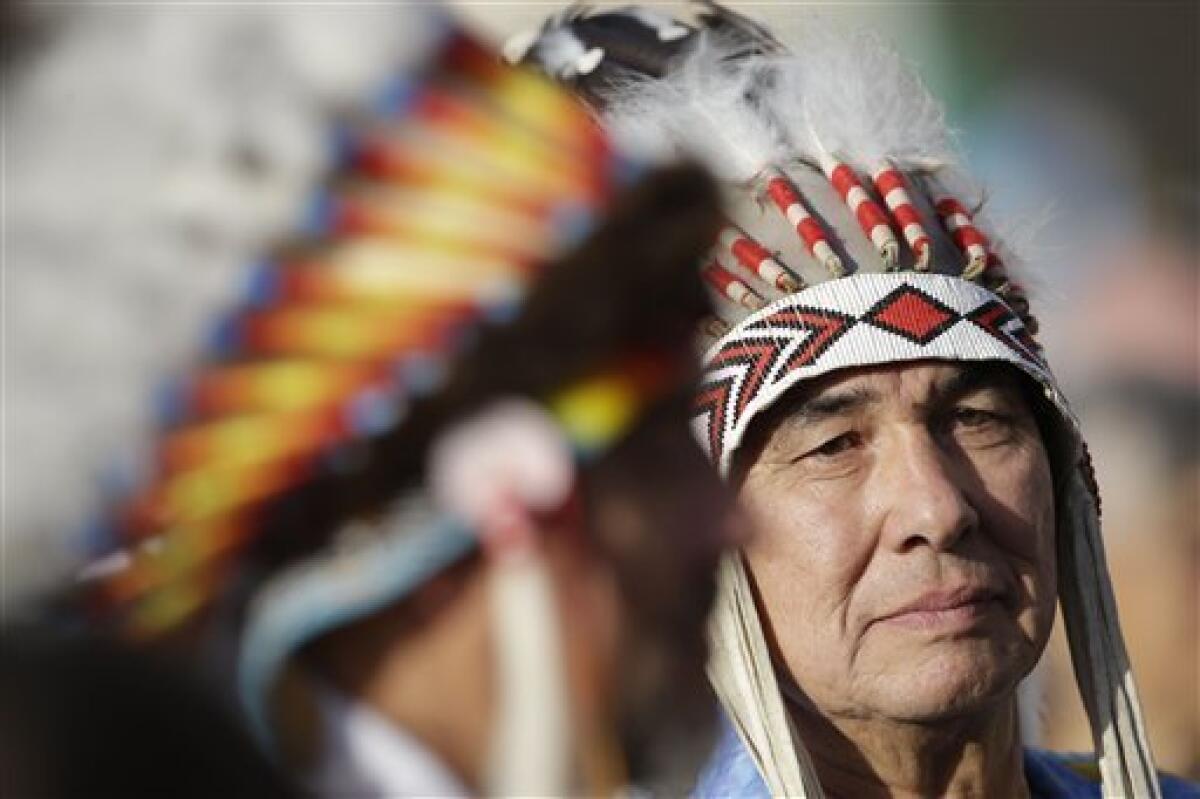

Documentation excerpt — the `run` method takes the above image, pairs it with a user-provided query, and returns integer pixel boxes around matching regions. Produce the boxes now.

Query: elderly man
[516,4,1196,797]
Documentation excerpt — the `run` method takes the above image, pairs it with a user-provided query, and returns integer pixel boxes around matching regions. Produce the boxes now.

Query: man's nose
[876,426,978,553]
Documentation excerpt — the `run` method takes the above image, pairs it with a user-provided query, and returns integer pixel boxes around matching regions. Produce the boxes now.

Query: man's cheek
[741,495,813,563]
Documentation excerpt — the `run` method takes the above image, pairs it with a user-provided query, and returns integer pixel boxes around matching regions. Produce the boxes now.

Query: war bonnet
[511,3,1160,797]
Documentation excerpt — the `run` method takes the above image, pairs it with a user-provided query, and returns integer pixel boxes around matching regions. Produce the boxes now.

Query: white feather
[624,7,691,42]
[928,166,1054,298]
[768,23,959,172]
[502,28,540,65]
[527,23,604,80]
[603,32,784,184]
[976,201,1058,301]
[598,22,959,179]
[591,10,1033,286]
[604,106,679,164]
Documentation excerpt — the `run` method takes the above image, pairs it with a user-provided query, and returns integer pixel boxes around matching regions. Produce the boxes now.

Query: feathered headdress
[513,4,1159,797]
[512,2,1027,304]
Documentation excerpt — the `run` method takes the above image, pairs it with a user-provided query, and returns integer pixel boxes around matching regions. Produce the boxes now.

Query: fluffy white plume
[3,5,425,602]
[520,19,604,78]
[600,21,959,180]
[767,23,959,171]
[604,33,784,184]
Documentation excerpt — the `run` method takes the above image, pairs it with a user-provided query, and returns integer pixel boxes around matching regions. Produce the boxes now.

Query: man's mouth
[873,585,1005,632]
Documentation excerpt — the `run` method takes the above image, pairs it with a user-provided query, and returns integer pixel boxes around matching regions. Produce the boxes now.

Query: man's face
[737,360,1057,723]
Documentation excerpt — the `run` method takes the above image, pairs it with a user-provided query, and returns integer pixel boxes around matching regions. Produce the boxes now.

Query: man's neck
[790,698,1029,799]
[312,568,494,793]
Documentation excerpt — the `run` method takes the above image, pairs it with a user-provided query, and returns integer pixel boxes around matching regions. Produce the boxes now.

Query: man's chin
[865,645,1029,722]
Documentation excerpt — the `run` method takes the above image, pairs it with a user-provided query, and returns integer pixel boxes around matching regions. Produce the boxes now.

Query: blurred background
[3,0,1196,779]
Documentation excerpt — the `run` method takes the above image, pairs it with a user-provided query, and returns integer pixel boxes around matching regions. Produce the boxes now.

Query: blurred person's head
[67,16,735,796]
[233,165,733,795]
[516,5,1164,796]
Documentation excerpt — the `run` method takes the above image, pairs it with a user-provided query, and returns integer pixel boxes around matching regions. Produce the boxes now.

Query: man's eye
[952,407,1008,428]
[948,406,1017,446]
[805,432,861,459]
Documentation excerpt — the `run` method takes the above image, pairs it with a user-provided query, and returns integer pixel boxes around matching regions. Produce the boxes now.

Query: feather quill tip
[822,253,845,278]
[913,244,932,271]
[961,253,987,280]
[776,273,803,293]
[702,316,731,338]
[879,239,900,269]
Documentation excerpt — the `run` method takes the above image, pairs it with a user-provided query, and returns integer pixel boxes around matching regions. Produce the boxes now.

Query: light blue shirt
[695,712,1199,798]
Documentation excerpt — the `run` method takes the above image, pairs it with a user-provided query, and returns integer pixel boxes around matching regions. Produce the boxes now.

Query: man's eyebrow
[929,364,1021,405]
[784,386,881,425]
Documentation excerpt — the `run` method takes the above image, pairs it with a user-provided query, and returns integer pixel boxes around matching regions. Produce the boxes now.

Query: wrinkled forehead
[754,358,1033,418]
[730,359,1042,474]
[691,272,1071,477]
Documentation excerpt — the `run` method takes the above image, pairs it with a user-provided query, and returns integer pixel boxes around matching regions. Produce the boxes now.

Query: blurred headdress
[512,3,1159,796]
[74,8,720,794]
